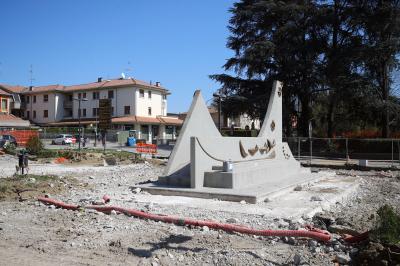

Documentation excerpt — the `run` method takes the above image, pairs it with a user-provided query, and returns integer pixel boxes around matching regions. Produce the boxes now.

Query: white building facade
[19,78,181,143]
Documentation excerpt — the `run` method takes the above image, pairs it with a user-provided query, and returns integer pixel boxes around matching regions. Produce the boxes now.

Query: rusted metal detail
[239,140,248,158]
[248,145,259,156]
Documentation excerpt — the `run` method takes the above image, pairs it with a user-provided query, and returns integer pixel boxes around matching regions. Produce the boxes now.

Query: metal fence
[37,127,176,145]
[285,137,400,166]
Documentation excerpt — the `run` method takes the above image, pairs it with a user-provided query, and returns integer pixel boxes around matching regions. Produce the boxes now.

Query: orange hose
[38,196,331,242]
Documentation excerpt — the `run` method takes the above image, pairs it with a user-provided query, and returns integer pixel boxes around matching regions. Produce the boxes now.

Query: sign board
[98,99,112,130]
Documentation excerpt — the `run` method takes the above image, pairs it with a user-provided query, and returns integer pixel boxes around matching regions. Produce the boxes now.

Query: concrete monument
[136,81,315,203]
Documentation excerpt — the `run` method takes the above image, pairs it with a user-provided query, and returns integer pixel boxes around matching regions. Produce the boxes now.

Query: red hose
[343,231,369,243]
[38,196,331,242]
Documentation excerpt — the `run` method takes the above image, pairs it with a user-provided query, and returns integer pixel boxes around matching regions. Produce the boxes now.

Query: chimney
[29,86,33,91]
[155,82,161,87]
[97,77,102,83]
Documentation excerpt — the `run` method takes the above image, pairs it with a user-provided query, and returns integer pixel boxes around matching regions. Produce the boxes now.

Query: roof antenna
[125,61,133,78]
[29,64,35,86]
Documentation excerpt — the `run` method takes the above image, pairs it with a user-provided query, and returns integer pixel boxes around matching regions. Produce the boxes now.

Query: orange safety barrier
[1,130,39,146]
[136,143,157,154]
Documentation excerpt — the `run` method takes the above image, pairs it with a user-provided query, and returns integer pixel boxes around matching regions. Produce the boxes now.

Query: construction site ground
[0,154,399,265]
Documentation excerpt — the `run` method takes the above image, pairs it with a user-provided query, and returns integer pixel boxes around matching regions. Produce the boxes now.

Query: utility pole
[74,97,88,152]
[78,99,81,152]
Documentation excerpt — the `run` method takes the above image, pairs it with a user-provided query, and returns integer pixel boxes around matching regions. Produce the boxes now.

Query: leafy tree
[212,0,400,138]
[211,0,324,136]
[356,0,400,137]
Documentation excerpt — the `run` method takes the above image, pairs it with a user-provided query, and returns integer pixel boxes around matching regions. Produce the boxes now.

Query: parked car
[51,134,76,145]
[0,134,18,148]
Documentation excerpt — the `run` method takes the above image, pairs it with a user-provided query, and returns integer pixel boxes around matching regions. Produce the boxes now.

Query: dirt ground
[0,154,399,266]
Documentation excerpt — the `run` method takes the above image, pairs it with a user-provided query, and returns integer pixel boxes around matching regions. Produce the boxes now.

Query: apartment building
[1,77,182,142]
[0,86,30,128]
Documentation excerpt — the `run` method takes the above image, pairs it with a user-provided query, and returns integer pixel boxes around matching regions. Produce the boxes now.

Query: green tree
[356,0,400,137]
[211,0,325,136]
[212,0,400,138]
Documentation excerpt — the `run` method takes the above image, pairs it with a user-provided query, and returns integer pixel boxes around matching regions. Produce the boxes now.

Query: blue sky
[0,0,236,113]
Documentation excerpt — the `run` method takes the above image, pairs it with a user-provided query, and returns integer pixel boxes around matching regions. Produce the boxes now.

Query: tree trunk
[327,94,336,138]
[381,61,390,138]
[327,0,339,138]
[299,95,311,137]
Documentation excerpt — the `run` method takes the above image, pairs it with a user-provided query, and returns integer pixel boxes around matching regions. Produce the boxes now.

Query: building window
[1,99,7,111]
[92,108,98,116]
[78,93,82,99]
[44,110,48,118]
[162,94,167,100]
[139,89,144,98]
[108,90,114,99]
[43,94,48,102]
[26,111,30,118]
[33,95,36,103]
[26,96,30,103]
[124,106,130,115]
[68,95,73,101]
[93,92,99,100]
[33,111,36,118]
[82,109,86,117]
[82,93,86,99]
[148,91,152,99]
[148,107,152,116]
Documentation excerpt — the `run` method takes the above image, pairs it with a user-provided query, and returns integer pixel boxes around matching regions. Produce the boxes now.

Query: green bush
[3,142,16,155]
[37,149,58,158]
[371,205,400,245]
[37,149,76,159]
[26,136,44,155]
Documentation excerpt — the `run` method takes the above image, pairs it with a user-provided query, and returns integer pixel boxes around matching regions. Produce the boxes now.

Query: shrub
[37,149,58,158]
[3,142,16,155]
[371,204,400,245]
[26,136,44,155]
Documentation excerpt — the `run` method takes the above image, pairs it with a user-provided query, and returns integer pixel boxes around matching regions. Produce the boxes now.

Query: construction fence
[285,137,400,162]
[0,129,39,146]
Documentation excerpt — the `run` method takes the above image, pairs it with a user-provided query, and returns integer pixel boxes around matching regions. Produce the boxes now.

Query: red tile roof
[0,78,169,95]
[112,115,183,125]
[23,85,64,95]
[0,113,30,127]
[0,88,11,96]
[46,115,182,126]
[158,116,184,125]
[0,84,27,93]
[64,78,169,94]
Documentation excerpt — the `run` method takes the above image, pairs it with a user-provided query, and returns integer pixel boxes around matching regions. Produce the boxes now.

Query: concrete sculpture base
[135,169,317,203]
[135,81,316,203]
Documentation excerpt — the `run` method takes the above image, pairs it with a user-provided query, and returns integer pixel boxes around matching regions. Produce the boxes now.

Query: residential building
[1,77,182,142]
[0,86,30,128]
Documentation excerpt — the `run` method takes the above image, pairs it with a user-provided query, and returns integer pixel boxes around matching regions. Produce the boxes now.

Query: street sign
[98,99,112,130]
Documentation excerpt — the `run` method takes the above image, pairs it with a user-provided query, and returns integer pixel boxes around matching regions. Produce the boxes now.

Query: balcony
[11,101,21,109]
[63,100,73,108]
